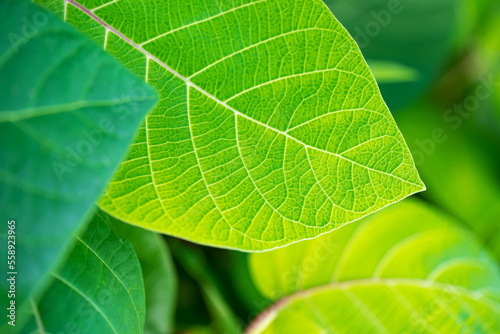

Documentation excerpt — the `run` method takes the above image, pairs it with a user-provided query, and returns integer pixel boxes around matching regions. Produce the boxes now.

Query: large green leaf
[0,0,157,317]
[20,211,145,334]
[38,0,424,251]
[110,217,178,334]
[246,280,500,334]
[247,199,500,332]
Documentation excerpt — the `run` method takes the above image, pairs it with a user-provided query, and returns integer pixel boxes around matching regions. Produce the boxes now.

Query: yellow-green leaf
[40,0,424,251]
[247,200,500,333]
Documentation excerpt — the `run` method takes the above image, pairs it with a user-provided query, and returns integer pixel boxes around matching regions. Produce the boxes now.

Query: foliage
[248,200,500,332]
[39,0,424,251]
[0,0,156,319]
[22,211,145,334]
[110,215,178,334]
[2,0,500,333]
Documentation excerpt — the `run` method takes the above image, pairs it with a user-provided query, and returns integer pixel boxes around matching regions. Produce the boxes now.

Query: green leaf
[110,218,178,334]
[21,210,145,334]
[38,0,424,251]
[246,280,500,334]
[0,0,157,315]
[247,199,500,332]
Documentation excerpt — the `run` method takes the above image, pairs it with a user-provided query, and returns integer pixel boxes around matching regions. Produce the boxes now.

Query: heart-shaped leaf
[39,0,424,251]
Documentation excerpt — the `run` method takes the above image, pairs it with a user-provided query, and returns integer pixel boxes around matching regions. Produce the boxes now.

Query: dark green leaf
[110,219,178,334]
[21,210,145,334]
[0,0,157,314]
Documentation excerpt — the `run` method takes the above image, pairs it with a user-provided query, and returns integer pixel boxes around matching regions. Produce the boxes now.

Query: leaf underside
[40,0,424,251]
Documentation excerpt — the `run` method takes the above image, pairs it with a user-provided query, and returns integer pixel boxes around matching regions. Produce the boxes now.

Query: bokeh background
[167,0,500,332]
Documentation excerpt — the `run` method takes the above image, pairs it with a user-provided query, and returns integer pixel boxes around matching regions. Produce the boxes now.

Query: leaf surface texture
[110,217,178,334]
[22,211,145,334]
[39,0,424,250]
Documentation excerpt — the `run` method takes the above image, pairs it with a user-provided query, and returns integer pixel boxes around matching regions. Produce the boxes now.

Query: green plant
[2,0,500,333]
[0,0,156,326]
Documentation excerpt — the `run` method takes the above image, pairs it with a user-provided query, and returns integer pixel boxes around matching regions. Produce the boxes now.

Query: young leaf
[110,217,178,334]
[38,0,424,251]
[21,210,145,334]
[247,200,500,332]
[0,0,157,314]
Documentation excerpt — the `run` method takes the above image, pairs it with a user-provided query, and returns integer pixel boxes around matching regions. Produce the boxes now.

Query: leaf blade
[47,0,424,251]
[247,199,500,333]
[246,279,500,334]
[110,218,178,334]
[21,211,145,334]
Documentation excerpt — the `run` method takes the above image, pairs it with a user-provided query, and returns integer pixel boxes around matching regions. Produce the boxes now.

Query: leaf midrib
[65,0,423,189]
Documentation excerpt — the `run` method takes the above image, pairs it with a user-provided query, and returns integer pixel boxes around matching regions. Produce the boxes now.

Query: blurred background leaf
[249,200,500,301]
[367,60,419,84]
[325,0,492,111]
[396,103,500,258]
[169,239,242,334]
[246,199,500,333]
[110,217,178,334]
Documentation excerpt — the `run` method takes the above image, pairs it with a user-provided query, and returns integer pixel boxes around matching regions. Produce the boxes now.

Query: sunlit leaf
[37,0,424,251]
[248,199,500,333]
